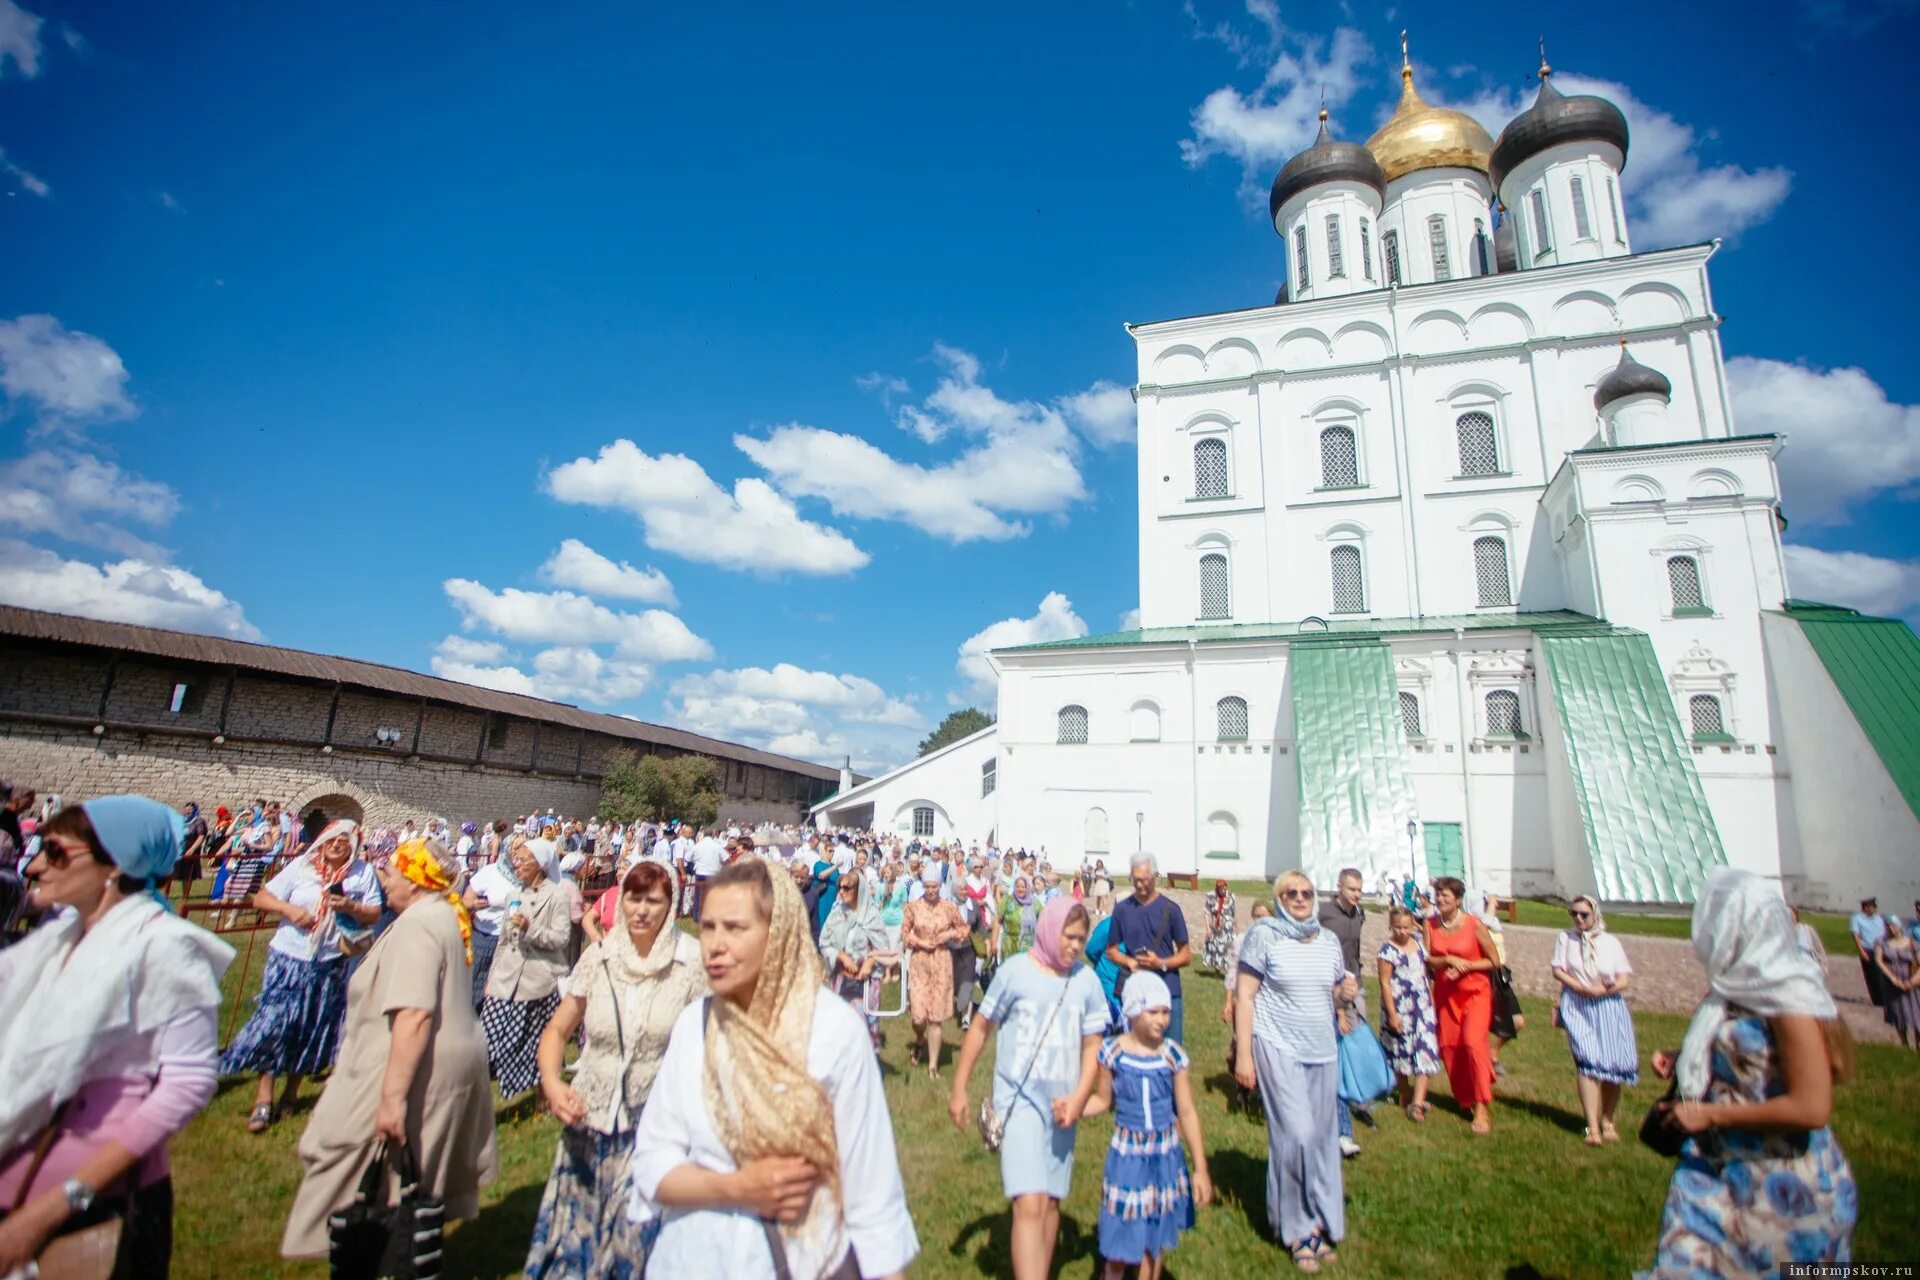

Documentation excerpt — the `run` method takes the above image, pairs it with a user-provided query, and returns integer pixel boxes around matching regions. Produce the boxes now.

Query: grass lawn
[169,960,1916,1279]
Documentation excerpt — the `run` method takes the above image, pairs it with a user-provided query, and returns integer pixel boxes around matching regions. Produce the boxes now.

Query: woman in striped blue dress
[1550,896,1638,1145]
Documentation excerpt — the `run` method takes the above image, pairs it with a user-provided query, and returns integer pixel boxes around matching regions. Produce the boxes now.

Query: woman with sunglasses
[1551,895,1638,1145]
[1425,876,1499,1135]
[1232,871,1354,1273]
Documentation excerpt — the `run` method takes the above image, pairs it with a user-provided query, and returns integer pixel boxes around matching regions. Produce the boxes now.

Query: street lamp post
[1406,818,1420,901]
[1135,811,1145,855]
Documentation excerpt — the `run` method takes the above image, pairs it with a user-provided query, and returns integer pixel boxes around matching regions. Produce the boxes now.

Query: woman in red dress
[1424,876,1500,1133]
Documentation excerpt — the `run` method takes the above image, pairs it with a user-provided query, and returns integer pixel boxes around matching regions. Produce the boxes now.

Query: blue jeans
[1338,1098,1355,1139]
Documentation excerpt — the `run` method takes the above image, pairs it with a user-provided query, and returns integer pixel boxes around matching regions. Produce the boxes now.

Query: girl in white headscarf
[1549,895,1637,1145]
[1639,868,1857,1278]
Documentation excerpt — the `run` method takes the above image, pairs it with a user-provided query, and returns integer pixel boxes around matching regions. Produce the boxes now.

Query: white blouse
[1551,929,1632,981]
[630,995,919,1279]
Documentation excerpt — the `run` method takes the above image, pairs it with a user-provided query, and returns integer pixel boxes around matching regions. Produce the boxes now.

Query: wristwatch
[62,1178,94,1214]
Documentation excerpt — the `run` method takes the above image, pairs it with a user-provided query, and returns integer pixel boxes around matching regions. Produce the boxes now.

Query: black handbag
[1637,1081,1685,1158]
[328,1141,445,1280]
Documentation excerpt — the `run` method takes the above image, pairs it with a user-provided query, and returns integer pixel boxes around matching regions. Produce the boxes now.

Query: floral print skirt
[525,1125,649,1279]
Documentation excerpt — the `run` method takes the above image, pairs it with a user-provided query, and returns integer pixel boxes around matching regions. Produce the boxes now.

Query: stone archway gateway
[297,791,366,826]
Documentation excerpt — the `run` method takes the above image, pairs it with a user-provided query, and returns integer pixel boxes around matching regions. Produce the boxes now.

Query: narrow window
[1473,219,1492,276]
[1207,813,1239,856]
[1689,694,1725,738]
[1607,176,1624,242]
[1456,411,1500,476]
[1428,214,1451,280]
[1193,436,1229,498]
[1294,223,1310,293]
[1668,556,1705,611]
[981,759,997,797]
[1057,705,1089,745]
[1217,696,1249,742]
[1485,689,1522,736]
[913,805,935,837]
[1529,187,1552,255]
[1473,535,1512,606]
[1399,690,1422,738]
[1326,215,1345,278]
[1571,174,1593,239]
[1383,230,1402,285]
[1330,543,1365,613]
[1319,425,1359,487]
[485,713,509,748]
[1199,552,1231,620]
[169,682,189,714]
[168,680,205,715]
[1131,703,1162,742]
[1360,217,1375,280]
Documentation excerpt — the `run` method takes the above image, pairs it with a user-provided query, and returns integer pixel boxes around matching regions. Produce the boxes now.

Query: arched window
[1294,224,1310,293]
[1689,694,1725,738]
[912,805,936,837]
[1485,689,1522,737]
[1382,230,1402,285]
[1057,705,1088,745]
[1217,696,1249,742]
[1085,807,1111,853]
[1570,174,1593,239]
[1199,552,1231,619]
[1473,219,1492,276]
[1529,187,1552,255]
[1456,411,1500,477]
[1206,812,1239,856]
[1319,425,1359,487]
[1330,543,1366,613]
[1427,214,1451,280]
[1473,535,1512,606]
[1399,690,1422,738]
[1130,702,1161,742]
[1359,217,1375,281]
[1193,436,1229,499]
[1606,176,1624,242]
[1668,555,1705,611]
[1326,215,1345,278]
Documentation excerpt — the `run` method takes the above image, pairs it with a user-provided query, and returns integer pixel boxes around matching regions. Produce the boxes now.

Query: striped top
[1236,923,1344,1064]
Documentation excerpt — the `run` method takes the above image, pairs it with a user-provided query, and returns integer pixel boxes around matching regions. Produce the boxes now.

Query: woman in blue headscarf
[0,796,235,1279]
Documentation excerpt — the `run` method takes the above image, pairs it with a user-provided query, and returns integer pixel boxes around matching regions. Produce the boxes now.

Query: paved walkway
[1155,889,1898,1045]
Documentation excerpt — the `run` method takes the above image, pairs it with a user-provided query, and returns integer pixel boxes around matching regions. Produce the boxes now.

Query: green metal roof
[1537,630,1726,902]
[1779,602,1920,823]
[1291,640,1418,885]
[995,610,1601,655]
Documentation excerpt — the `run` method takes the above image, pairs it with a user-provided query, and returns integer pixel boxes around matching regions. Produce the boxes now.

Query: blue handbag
[1337,1018,1395,1105]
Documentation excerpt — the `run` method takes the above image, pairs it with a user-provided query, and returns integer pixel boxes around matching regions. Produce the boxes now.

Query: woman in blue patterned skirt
[220,820,383,1132]
[1550,895,1639,1145]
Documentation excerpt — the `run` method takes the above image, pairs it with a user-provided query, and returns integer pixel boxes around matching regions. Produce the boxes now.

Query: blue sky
[3,0,1918,772]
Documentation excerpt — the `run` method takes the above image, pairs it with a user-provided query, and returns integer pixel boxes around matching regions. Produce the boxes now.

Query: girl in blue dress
[1086,971,1212,1280]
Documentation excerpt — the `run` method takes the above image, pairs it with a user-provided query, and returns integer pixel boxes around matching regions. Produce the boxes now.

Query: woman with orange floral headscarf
[281,839,498,1260]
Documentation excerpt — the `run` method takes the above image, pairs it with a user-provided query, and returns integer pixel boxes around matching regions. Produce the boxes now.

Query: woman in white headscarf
[480,836,572,1098]
[631,856,919,1279]
[220,819,384,1132]
[1550,895,1637,1145]
[820,871,889,1051]
[1639,868,1858,1278]
[0,797,234,1279]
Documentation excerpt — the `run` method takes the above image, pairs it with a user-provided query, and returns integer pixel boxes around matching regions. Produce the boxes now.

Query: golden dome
[1365,56,1494,183]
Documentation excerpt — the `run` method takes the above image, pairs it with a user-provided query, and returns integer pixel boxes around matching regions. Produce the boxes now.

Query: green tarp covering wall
[1785,604,1920,824]
[1537,630,1725,902]
[1292,639,1419,888]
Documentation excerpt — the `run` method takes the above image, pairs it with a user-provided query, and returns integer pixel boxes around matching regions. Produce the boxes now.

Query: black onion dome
[1593,347,1672,411]
[1493,215,1517,272]
[1490,72,1630,192]
[1270,115,1387,224]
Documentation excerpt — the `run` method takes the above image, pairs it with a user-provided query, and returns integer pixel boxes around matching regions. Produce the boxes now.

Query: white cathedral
[815,50,1920,909]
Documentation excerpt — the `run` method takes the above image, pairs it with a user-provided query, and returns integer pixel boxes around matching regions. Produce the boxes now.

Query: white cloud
[430,637,654,706]
[0,538,258,639]
[441,579,712,664]
[1119,607,1143,630]
[543,440,868,576]
[736,345,1093,544]
[0,450,179,558]
[1783,546,1920,621]
[537,538,677,606]
[666,663,924,770]
[1060,381,1136,448]
[956,591,1088,699]
[0,0,42,78]
[1178,20,1373,189]
[0,314,134,421]
[673,663,922,728]
[1726,357,1920,525]
[0,148,46,197]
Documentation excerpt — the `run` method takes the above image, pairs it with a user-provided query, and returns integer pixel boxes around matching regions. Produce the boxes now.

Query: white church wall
[813,726,1000,845]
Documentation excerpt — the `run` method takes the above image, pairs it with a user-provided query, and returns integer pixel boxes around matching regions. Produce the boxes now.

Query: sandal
[1405,1102,1426,1123]
[1313,1232,1338,1264]
[1584,1127,1604,1147]
[246,1103,276,1133]
[1290,1240,1321,1273]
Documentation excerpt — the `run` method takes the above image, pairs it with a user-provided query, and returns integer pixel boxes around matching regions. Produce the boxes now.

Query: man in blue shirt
[1104,853,1192,1043]
[1850,896,1894,1017]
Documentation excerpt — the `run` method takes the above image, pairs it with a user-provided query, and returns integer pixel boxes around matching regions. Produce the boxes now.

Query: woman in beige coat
[282,839,498,1259]
[480,836,573,1098]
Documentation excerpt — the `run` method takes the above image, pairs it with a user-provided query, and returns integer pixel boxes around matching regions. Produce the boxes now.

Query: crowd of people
[0,778,1874,1278]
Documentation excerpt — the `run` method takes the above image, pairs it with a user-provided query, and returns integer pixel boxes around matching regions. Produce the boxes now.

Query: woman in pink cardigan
[0,796,234,1278]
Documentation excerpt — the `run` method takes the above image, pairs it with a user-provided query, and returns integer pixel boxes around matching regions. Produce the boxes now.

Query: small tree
[918,707,993,758]
[600,749,720,827]
[598,747,651,824]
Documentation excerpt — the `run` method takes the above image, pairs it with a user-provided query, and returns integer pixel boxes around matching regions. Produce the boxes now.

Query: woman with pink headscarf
[948,897,1109,1280]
